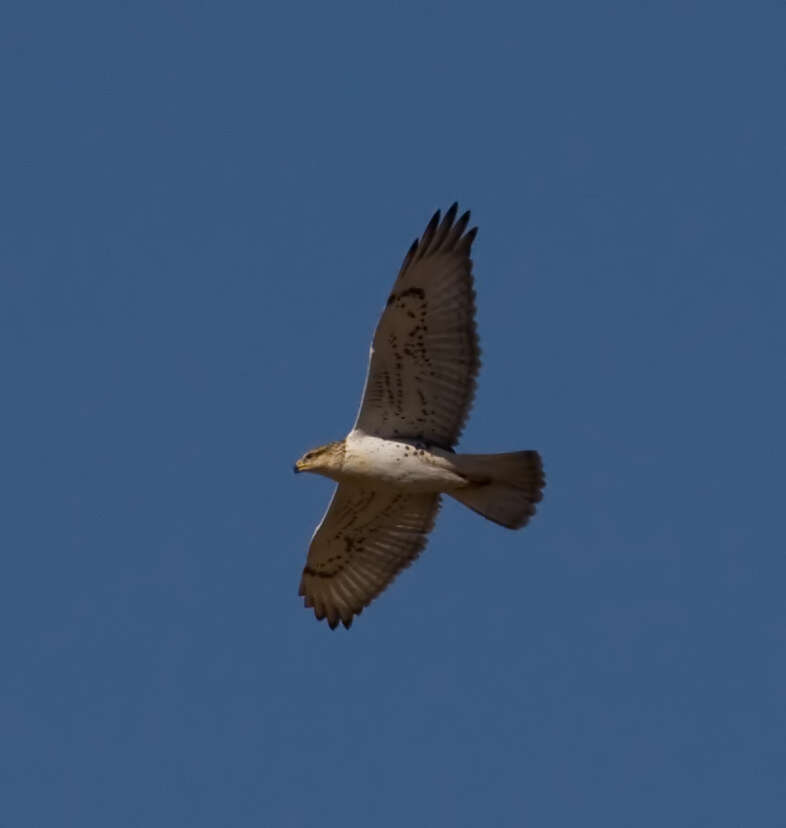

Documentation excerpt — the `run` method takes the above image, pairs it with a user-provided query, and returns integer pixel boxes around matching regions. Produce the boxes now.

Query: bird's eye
[305,452,313,460]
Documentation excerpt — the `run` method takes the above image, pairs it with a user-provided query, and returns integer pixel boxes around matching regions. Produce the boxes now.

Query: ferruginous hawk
[294,204,545,628]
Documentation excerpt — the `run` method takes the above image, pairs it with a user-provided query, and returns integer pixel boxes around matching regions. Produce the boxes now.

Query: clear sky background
[2,1,784,825]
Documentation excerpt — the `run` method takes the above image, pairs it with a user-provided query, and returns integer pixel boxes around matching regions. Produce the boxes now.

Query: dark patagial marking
[387,286,426,307]
[304,561,344,578]
[302,528,363,580]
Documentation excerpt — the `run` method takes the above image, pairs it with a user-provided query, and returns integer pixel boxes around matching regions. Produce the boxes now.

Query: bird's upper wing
[353,203,481,451]
[299,484,441,629]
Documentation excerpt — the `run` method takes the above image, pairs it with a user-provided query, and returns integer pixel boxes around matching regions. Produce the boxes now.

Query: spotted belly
[342,433,468,492]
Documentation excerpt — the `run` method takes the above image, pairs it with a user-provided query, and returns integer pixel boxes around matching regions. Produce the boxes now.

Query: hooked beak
[293,461,302,474]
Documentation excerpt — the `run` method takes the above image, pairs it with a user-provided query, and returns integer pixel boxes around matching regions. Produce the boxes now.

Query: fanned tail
[450,450,545,529]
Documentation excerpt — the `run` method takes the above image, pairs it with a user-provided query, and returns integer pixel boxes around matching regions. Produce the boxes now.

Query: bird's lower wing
[299,484,441,629]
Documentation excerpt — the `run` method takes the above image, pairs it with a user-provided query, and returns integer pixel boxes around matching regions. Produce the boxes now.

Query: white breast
[342,431,467,493]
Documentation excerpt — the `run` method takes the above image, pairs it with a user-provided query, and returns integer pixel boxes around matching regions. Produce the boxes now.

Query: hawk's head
[294,441,346,477]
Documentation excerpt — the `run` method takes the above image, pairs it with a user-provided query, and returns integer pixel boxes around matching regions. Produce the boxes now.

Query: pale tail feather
[449,450,545,529]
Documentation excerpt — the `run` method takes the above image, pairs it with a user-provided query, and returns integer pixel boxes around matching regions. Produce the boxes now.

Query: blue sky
[2,1,785,825]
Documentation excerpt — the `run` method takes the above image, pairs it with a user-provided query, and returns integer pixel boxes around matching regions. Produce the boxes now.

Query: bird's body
[294,204,545,628]
[321,432,468,493]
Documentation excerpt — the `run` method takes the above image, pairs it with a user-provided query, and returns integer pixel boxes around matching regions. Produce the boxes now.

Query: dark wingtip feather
[431,202,459,252]
[459,225,478,252]
[417,209,441,258]
[397,204,477,273]
[399,236,419,271]
[444,209,471,249]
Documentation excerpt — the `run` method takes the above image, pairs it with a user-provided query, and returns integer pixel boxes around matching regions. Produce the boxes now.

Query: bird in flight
[294,203,545,628]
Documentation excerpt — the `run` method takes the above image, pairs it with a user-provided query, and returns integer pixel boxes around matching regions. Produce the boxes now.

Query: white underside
[339,430,468,493]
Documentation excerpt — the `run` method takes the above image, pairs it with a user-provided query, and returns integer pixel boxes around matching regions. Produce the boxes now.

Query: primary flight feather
[294,204,545,629]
